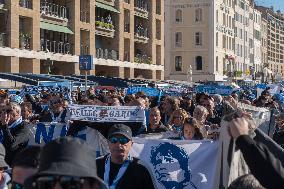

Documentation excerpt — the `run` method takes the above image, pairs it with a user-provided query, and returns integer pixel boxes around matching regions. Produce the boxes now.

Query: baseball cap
[108,124,132,140]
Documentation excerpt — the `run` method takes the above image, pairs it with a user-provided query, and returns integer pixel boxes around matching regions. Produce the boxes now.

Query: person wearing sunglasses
[24,137,107,189]
[96,124,155,189]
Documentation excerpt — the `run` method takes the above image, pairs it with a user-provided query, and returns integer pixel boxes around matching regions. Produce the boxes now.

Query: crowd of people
[0,84,282,189]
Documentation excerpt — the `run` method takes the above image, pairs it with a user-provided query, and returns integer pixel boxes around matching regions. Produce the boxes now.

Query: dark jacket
[96,155,155,189]
[141,122,168,134]
[1,122,29,165]
[236,135,284,189]
[39,108,68,123]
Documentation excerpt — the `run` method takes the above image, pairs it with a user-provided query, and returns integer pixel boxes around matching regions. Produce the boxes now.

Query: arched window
[196,56,203,70]
[175,56,182,71]
[176,9,182,22]
[195,8,202,22]
[175,32,182,47]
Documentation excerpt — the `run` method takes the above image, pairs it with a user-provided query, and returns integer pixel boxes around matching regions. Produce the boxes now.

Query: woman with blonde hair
[168,108,189,133]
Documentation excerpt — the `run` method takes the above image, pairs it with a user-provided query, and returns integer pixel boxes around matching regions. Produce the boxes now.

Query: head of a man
[5,102,21,125]
[199,96,215,116]
[150,143,196,189]
[107,124,133,164]
[162,97,180,116]
[149,107,161,129]
[21,102,33,120]
[11,146,41,189]
[50,98,64,114]
[24,137,107,189]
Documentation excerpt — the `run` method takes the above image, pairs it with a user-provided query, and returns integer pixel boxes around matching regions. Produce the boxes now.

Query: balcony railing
[80,44,89,55]
[41,39,71,54]
[134,54,152,64]
[0,33,6,47]
[40,2,68,20]
[96,48,118,61]
[19,0,32,9]
[80,11,89,23]
[134,0,149,12]
[135,26,148,38]
[19,32,31,49]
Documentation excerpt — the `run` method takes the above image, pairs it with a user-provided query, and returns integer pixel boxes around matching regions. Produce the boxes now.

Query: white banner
[67,105,145,122]
[27,123,109,157]
[130,138,220,189]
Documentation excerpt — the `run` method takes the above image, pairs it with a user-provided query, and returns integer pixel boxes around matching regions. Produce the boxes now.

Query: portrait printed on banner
[150,142,204,189]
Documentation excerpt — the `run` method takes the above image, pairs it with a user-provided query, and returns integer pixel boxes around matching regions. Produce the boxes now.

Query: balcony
[134,54,152,64]
[19,32,31,49]
[0,33,6,47]
[96,48,118,60]
[96,0,115,7]
[41,39,71,54]
[134,0,149,19]
[40,2,68,22]
[95,17,115,38]
[134,26,149,43]
[19,0,32,9]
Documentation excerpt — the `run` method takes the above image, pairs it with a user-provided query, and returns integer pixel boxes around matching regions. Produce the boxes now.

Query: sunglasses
[8,181,23,189]
[109,136,130,145]
[33,176,93,189]
[173,116,183,119]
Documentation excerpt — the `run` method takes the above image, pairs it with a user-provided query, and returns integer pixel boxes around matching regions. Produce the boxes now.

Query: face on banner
[150,143,196,189]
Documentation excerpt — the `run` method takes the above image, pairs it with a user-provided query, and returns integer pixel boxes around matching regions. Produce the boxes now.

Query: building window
[175,9,182,22]
[175,32,182,47]
[216,56,219,71]
[216,33,218,47]
[195,8,202,22]
[196,56,203,70]
[175,56,182,71]
[223,35,226,48]
[195,32,202,46]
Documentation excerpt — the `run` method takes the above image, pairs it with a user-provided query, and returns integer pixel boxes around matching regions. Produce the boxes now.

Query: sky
[256,0,284,13]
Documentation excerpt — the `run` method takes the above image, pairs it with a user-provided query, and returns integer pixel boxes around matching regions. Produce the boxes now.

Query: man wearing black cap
[96,124,155,189]
[24,137,107,189]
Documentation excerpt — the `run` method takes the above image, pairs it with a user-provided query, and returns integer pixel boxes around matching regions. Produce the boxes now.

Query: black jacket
[141,122,168,134]
[1,122,29,165]
[39,108,68,123]
[236,135,284,189]
[96,155,155,189]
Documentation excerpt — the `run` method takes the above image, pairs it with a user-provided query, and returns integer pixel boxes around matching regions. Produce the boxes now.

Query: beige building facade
[0,0,164,80]
[165,0,265,82]
[256,6,284,78]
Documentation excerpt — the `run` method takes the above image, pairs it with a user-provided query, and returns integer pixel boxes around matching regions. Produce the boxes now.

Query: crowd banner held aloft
[21,85,70,96]
[196,85,233,96]
[27,123,109,157]
[130,138,220,189]
[127,87,162,97]
[256,84,280,98]
[68,105,146,123]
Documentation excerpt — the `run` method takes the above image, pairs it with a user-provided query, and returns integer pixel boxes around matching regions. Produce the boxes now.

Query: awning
[95,1,120,13]
[40,22,74,34]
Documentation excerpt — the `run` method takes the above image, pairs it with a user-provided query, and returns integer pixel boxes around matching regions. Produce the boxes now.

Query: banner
[130,138,220,189]
[127,87,162,97]
[68,105,145,123]
[196,85,233,96]
[256,84,280,98]
[27,123,109,157]
[21,85,70,96]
